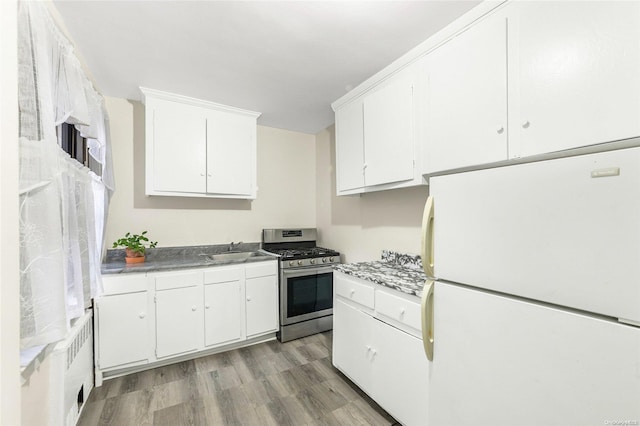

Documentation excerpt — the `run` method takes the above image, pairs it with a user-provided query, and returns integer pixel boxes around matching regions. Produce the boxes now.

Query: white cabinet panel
[152,100,207,193]
[97,292,149,369]
[142,88,259,199]
[246,275,278,337]
[206,110,254,196]
[334,273,375,310]
[375,289,421,336]
[204,281,243,347]
[425,9,508,173]
[511,1,640,158]
[430,282,640,426]
[430,148,640,323]
[155,286,202,358]
[335,99,365,192]
[363,68,415,186]
[371,319,429,426]
[332,299,373,391]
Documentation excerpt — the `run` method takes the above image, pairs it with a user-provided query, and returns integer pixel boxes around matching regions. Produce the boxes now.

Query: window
[57,123,102,177]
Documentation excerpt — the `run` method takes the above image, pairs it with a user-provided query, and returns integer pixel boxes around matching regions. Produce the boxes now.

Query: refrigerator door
[429,147,640,323]
[430,281,640,426]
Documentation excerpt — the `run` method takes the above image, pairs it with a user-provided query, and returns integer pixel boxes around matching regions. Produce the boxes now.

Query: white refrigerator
[421,148,640,426]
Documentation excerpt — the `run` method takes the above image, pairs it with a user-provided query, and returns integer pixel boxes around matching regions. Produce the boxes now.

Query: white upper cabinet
[423,1,640,174]
[363,66,416,187]
[424,9,508,174]
[142,88,260,199]
[509,1,640,158]
[152,100,207,193]
[333,63,422,195]
[335,98,365,192]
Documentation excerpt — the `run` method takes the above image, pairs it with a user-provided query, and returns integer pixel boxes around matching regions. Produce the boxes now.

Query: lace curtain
[18,1,114,349]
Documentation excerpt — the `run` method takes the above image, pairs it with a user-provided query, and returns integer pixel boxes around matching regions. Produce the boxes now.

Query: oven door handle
[282,266,334,278]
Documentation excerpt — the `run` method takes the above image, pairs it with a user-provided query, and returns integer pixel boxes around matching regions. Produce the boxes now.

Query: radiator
[50,309,94,426]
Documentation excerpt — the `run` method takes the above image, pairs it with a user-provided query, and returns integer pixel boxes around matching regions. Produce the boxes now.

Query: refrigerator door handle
[421,196,435,277]
[421,279,435,361]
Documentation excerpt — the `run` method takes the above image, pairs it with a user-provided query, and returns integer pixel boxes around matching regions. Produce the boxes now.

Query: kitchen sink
[206,251,262,262]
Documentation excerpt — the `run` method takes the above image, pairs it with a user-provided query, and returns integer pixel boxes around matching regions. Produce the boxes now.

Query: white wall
[315,125,428,263]
[0,0,21,423]
[104,97,317,248]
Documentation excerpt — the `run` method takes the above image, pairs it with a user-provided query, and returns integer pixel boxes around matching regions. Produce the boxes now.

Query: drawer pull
[399,307,405,317]
[350,289,355,297]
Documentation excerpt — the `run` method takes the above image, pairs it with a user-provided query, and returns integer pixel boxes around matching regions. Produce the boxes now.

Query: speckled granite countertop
[102,242,277,274]
[334,250,427,298]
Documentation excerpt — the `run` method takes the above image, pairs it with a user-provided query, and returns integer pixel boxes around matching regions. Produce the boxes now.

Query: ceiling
[53,1,481,134]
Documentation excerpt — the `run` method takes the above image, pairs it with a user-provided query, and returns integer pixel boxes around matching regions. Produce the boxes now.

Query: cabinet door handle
[207,174,212,177]
[205,304,210,309]
[138,312,145,319]
[350,289,355,297]
[191,305,197,311]
[200,173,205,177]
[247,297,252,302]
[496,126,504,134]
[399,307,405,317]
[371,349,377,358]
[522,120,530,129]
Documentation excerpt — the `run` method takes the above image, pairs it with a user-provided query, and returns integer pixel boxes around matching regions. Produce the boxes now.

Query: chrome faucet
[228,241,243,251]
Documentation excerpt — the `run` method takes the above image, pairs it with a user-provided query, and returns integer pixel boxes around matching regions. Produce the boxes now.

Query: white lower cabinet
[333,272,429,425]
[245,262,279,338]
[96,291,149,370]
[333,299,373,391]
[155,286,203,358]
[204,281,243,347]
[96,259,277,380]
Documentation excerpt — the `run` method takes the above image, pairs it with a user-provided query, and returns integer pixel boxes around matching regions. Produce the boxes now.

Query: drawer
[245,261,277,279]
[102,274,147,295]
[335,274,375,309]
[204,266,242,284]
[153,271,202,291]
[375,289,421,334]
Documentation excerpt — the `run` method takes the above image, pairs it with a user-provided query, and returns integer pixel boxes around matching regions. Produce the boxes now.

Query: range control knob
[322,258,327,263]
[298,260,303,266]
[310,259,316,264]
[329,257,334,262]
[289,261,294,267]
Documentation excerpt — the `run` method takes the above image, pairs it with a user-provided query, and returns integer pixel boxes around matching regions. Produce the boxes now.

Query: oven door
[280,266,334,325]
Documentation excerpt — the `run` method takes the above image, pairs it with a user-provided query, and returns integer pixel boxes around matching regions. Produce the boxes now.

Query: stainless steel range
[262,228,340,342]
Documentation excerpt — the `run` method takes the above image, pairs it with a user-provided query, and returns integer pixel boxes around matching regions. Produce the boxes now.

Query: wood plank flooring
[79,331,399,426]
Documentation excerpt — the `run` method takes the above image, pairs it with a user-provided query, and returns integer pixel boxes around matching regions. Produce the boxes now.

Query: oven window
[287,272,333,318]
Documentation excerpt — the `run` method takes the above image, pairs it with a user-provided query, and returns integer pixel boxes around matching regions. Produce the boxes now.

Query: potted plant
[112,231,158,264]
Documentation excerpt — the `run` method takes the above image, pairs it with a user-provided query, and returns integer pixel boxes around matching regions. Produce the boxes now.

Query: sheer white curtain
[18,1,114,349]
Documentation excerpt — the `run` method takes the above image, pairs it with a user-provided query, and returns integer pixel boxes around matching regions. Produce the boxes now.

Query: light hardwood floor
[79,331,399,425]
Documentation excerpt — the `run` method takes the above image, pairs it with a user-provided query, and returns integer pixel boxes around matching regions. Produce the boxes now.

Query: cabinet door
[245,275,278,337]
[425,9,508,174]
[512,1,640,157]
[204,281,243,347]
[429,282,640,426]
[371,320,429,426]
[332,299,373,392]
[155,286,202,358]
[206,110,254,196]
[96,292,149,369]
[335,99,365,193]
[152,100,207,193]
[363,67,415,186]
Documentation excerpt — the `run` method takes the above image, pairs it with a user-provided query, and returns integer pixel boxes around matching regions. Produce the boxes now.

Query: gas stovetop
[262,228,341,269]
